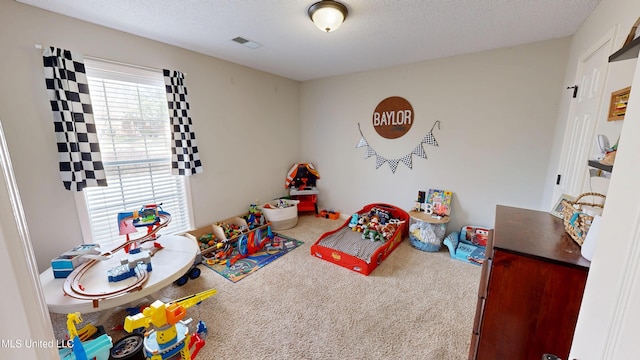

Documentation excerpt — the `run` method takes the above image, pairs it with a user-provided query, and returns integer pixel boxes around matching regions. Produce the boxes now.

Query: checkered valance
[43,47,107,191]
[163,69,203,176]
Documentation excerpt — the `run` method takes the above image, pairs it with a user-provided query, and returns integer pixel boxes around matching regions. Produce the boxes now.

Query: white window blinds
[81,59,192,245]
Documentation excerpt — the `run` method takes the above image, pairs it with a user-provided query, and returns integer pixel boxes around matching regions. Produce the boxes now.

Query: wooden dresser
[469,205,590,360]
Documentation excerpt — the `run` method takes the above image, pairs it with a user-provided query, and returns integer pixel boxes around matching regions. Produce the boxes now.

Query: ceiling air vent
[231,36,262,49]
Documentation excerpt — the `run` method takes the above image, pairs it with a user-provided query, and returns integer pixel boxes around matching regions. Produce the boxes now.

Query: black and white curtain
[163,69,203,176]
[43,47,107,191]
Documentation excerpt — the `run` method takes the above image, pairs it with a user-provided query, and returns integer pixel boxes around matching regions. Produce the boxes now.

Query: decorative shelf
[609,36,640,62]
[588,159,613,173]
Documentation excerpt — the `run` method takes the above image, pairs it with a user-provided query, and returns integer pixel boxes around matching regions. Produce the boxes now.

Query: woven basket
[561,192,606,246]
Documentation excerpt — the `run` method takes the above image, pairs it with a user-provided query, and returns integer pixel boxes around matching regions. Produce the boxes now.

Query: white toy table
[39,234,198,318]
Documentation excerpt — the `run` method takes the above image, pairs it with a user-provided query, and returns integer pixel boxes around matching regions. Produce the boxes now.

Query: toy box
[310,203,409,275]
[51,244,101,278]
[184,215,271,256]
[259,199,300,230]
[212,216,249,241]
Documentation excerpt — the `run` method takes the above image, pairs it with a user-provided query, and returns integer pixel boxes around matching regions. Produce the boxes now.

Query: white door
[569,52,640,360]
[553,34,613,202]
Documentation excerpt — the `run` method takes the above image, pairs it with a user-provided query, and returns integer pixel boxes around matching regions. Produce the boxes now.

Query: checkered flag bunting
[164,69,203,176]
[412,143,427,159]
[400,153,413,169]
[43,47,107,191]
[423,120,441,147]
[355,121,441,173]
[365,147,377,159]
[388,159,400,173]
[422,132,438,146]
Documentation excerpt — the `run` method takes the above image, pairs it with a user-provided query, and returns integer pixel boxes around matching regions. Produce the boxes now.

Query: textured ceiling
[17,0,601,81]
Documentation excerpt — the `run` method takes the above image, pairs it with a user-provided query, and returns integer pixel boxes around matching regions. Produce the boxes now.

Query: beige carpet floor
[50,214,481,359]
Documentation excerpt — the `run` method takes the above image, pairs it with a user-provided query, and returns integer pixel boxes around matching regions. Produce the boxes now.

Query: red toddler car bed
[310,203,409,275]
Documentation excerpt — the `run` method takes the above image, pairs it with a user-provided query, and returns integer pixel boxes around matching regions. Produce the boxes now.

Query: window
[78,59,192,245]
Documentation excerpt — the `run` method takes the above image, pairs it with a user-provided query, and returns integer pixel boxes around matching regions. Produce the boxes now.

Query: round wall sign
[372,96,414,139]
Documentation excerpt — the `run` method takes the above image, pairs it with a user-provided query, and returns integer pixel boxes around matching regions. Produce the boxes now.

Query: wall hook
[567,85,578,98]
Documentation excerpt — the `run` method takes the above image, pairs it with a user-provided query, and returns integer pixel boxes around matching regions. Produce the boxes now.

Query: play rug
[203,233,303,283]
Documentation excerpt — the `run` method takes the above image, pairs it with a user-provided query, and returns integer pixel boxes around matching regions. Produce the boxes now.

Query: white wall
[300,38,570,232]
[548,0,640,358]
[0,0,300,272]
[0,120,57,358]
[543,0,640,206]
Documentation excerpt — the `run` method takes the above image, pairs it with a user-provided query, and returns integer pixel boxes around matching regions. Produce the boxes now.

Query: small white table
[39,234,198,317]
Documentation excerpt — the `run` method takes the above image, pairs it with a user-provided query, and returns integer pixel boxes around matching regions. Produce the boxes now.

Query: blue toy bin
[409,233,441,252]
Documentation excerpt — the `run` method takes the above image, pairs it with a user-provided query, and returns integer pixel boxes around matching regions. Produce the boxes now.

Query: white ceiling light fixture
[308,0,348,33]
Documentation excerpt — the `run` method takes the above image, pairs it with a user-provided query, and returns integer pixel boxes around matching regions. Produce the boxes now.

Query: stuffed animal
[362,216,384,241]
[348,213,359,229]
[362,227,383,241]
[433,203,448,217]
[352,215,369,232]
[380,223,397,240]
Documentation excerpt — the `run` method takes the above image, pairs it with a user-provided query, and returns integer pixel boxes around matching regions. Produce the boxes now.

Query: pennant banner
[412,143,427,159]
[365,146,376,159]
[356,121,440,173]
[422,132,438,147]
[388,159,400,173]
[400,154,413,168]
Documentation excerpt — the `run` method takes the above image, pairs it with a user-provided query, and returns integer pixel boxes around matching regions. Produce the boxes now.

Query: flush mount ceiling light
[308,0,348,33]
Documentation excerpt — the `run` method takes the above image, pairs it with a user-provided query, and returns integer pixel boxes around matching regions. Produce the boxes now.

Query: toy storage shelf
[184,215,270,256]
[609,36,640,62]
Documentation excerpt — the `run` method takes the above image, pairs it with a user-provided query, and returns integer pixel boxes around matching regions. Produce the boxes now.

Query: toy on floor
[196,233,233,263]
[109,333,144,359]
[227,226,274,267]
[443,226,493,266]
[58,312,112,360]
[245,203,265,229]
[123,288,217,360]
[317,209,340,219]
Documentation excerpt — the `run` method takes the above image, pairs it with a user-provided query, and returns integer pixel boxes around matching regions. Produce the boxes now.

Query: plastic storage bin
[407,210,449,252]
